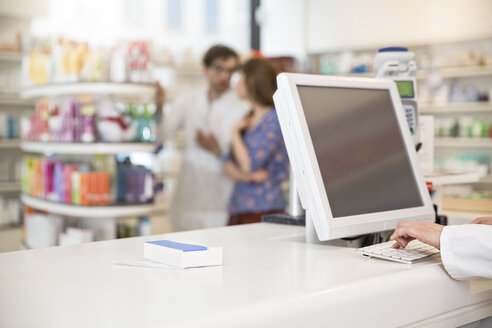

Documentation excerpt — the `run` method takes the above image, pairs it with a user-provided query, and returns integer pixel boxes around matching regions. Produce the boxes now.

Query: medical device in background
[374,47,421,150]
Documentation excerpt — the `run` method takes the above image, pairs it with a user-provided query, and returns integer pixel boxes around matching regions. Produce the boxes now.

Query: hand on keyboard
[390,221,444,249]
[357,240,440,264]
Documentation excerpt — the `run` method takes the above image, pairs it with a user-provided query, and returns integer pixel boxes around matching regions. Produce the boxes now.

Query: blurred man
[157,45,249,231]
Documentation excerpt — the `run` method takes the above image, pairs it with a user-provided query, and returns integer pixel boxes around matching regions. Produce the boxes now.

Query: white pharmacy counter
[0,223,491,328]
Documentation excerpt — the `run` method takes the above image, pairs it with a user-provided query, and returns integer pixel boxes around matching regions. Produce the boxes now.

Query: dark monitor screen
[296,85,423,218]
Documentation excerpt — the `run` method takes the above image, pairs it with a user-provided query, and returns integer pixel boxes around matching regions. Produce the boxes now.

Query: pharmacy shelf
[417,65,492,80]
[0,181,21,193]
[0,94,35,107]
[0,139,21,149]
[20,141,155,155]
[21,82,156,99]
[0,51,23,63]
[21,194,155,218]
[420,102,492,114]
[434,137,492,149]
[424,171,480,186]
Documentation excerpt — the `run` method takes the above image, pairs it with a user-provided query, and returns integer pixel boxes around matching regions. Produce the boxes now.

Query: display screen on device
[297,86,423,218]
[395,80,414,98]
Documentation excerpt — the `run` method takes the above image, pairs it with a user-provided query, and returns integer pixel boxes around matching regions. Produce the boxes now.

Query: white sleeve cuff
[440,224,492,280]
[440,226,461,280]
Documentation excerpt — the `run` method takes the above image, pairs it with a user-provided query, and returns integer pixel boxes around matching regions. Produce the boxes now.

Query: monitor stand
[263,210,380,248]
[261,174,390,248]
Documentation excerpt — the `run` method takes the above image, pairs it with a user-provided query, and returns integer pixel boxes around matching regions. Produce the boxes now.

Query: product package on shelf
[116,164,154,204]
[24,211,62,249]
[22,45,52,87]
[22,38,154,86]
[23,208,118,248]
[435,117,492,138]
[21,97,156,143]
[22,155,155,206]
[0,113,20,139]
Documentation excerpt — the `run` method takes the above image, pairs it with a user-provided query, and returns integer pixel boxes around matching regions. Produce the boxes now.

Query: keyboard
[357,240,440,264]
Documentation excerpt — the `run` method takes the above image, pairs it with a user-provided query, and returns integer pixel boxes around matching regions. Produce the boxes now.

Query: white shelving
[424,171,480,186]
[420,102,492,114]
[19,78,161,245]
[21,82,156,99]
[434,137,492,148]
[0,139,21,149]
[417,65,492,80]
[21,194,155,218]
[21,141,155,155]
[0,181,21,192]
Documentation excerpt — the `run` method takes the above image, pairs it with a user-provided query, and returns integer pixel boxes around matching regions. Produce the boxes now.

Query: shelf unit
[20,81,162,248]
[21,141,155,155]
[21,82,156,99]
[21,194,155,218]
[424,171,481,186]
[0,52,30,245]
[420,102,492,115]
[434,137,492,149]
[417,65,492,80]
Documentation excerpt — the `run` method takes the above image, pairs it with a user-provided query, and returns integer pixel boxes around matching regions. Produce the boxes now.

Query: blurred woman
[223,58,289,225]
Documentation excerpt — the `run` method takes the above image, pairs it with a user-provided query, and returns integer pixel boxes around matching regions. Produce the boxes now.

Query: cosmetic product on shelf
[22,156,155,206]
[22,38,153,86]
[22,97,156,143]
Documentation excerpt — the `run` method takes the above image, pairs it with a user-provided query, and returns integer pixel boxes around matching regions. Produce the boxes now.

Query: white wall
[307,0,492,53]
[259,0,306,58]
[30,0,250,60]
[0,0,48,18]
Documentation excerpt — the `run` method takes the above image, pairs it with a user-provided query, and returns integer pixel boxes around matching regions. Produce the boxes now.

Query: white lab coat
[159,88,249,231]
[440,224,492,280]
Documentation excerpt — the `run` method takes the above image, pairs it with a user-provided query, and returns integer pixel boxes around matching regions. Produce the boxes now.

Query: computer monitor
[273,73,434,241]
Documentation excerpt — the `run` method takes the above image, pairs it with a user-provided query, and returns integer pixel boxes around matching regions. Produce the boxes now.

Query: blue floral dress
[226,109,289,215]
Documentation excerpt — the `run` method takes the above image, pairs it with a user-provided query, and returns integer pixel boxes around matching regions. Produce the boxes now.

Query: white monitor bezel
[274,73,434,241]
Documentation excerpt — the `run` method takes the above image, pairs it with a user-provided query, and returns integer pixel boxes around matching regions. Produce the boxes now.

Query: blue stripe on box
[145,240,207,252]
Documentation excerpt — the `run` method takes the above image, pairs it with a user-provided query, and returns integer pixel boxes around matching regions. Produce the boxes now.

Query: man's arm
[155,91,187,146]
[196,130,221,156]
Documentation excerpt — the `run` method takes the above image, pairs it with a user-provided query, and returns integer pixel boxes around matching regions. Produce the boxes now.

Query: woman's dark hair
[241,58,278,107]
[203,45,239,68]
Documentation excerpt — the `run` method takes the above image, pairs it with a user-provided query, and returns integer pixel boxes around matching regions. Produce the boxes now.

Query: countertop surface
[0,223,491,328]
